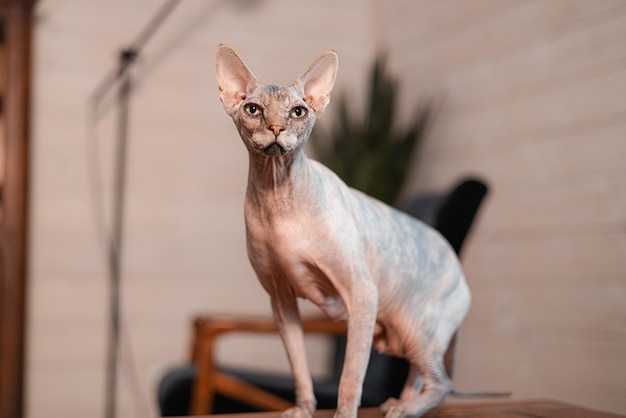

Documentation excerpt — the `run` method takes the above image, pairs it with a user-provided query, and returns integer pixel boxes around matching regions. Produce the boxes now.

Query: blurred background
[1,0,624,417]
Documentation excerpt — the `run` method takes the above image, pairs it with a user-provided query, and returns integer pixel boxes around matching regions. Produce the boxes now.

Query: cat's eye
[244,103,262,116]
[290,106,307,119]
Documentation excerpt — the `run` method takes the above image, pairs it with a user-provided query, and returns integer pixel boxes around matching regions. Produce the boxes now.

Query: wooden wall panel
[384,0,626,414]
[0,1,33,418]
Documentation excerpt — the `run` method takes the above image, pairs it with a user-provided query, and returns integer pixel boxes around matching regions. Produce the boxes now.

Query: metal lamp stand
[88,3,180,418]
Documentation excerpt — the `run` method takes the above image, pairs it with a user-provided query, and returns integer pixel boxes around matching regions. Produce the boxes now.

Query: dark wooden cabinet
[0,1,34,417]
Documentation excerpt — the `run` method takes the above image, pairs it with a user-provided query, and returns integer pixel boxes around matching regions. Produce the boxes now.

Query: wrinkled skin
[215,45,471,418]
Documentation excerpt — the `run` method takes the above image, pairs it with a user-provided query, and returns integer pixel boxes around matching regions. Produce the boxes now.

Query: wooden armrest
[193,314,346,339]
[191,314,346,366]
[189,314,346,415]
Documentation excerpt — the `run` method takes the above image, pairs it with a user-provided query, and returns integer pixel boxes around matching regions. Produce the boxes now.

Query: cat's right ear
[216,45,260,116]
[294,50,338,116]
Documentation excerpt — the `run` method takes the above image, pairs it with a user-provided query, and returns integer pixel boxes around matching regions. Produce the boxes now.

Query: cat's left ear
[294,51,338,115]
[216,45,260,116]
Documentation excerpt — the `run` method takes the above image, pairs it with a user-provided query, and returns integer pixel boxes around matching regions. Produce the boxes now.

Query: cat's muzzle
[263,142,286,156]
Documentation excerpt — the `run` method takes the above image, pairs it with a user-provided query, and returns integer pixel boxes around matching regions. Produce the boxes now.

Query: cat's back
[308,158,460,278]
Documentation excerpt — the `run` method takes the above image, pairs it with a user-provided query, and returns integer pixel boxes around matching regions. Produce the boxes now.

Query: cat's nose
[268,125,285,136]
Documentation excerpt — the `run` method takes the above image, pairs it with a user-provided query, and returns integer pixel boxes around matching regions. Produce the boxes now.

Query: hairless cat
[215,45,471,418]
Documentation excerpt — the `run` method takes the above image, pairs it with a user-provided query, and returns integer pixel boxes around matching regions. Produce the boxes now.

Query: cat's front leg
[269,291,317,418]
[334,280,378,418]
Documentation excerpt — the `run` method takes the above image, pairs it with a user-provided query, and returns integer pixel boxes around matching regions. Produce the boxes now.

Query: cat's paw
[282,404,315,418]
[332,410,357,418]
[381,398,399,414]
[332,413,355,418]
[380,398,411,418]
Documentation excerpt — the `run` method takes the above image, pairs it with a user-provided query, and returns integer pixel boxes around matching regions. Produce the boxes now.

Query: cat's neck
[245,149,313,216]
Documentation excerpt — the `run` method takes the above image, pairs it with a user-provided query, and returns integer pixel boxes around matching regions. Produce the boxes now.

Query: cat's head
[216,45,338,157]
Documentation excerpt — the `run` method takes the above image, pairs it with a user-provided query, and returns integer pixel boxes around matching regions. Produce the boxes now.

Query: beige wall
[28,1,625,417]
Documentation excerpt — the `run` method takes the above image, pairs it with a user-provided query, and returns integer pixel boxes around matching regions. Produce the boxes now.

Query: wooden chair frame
[189,315,347,415]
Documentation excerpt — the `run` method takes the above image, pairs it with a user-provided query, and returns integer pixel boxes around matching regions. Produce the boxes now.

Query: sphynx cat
[215,45,471,418]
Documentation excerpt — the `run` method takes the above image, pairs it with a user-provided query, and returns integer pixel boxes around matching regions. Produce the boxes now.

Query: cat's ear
[294,51,338,115]
[216,45,260,115]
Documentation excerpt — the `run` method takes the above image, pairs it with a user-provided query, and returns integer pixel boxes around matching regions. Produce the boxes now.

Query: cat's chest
[245,214,347,319]
[246,207,335,271]
[245,211,316,264]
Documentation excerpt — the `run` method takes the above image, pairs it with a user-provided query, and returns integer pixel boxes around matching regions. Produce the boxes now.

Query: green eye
[290,106,307,119]
[244,103,261,116]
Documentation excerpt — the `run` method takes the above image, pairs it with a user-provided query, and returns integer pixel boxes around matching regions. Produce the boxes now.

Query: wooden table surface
[181,399,624,418]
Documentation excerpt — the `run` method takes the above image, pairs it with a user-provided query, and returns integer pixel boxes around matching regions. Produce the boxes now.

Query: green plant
[311,54,431,206]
